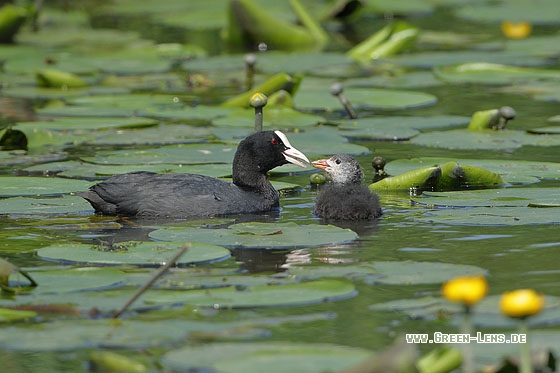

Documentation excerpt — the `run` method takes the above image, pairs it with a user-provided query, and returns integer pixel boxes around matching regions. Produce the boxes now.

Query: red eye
[271,138,278,145]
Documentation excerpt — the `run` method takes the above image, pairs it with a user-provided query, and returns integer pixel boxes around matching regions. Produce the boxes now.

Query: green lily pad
[0,308,37,323]
[211,107,324,128]
[255,52,356,76]
[416,204,560,226]
[434,63,560,85]
[0,177,93,197]
[384,157,560,184]
[81,143,237,165]
[88,125,212,146]
[0,126,95,149]
[528,126,560,134]
[149,222,358,249]
[59,163,232,179]
[162,342,372,373]
[410,128,560,150]
[370,294,560,328]
[18,267,128,294]
[210,126,370,157]
[413,188,560,208]
[0,319,211,351]
[15,117,159,131]
[455,0,560,25]
[36,241,231,267]
[0,195,92,215]
[336,115,469,140]
[295,79,437,111]
[345,71,444,89]
[499,82,560,102]
[383,50,548,69]
[144,278,356,308]
[288,260,485,285]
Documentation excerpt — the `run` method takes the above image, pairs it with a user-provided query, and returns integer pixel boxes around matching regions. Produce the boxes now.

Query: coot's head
[312,154,363,184]
[233,130,309,177]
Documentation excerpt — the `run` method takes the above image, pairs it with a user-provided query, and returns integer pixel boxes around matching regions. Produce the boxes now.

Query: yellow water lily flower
[501,21,532,39]
[442,276,488,306]
[500,289,544,318]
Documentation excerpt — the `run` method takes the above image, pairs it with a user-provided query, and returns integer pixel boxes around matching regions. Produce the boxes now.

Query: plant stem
[519,319,531,373]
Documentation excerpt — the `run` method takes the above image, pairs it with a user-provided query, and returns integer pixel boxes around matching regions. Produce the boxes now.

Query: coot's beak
[311,158,329,171]
[275,131,310,168]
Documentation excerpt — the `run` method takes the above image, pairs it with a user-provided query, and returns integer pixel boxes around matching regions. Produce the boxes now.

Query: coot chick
[312,154,382,220]
[78,130,309,218]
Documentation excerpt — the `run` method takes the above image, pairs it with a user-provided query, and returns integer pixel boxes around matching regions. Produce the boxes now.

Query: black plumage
[78,130,309,218]
[312,154,382,220]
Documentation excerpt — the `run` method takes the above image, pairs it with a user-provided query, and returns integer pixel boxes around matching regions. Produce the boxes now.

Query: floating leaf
[345,71,444,89]
[383,50,548,69]
[0,195,92,215]
[412,188,560,208]
[410,129,560,150]
[295,78,437,111]
[212,107,323,128]
[416,205,560,226]
[20,267,127,294]
[81,143,237,165]
[149,222,358,249]
[369,261,486,285]
[384,157,560,184]
[36,241,231,267]
[0,177,93,197]
[0,308,37,322]
[337,115,469,140]
[434,63,560,85]
[15,117,158,131]
[455,0,560,25]
[162,342,371,373]
[145,278,356,308]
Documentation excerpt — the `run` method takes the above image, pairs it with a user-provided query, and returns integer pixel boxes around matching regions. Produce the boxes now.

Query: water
[1,2,560,371]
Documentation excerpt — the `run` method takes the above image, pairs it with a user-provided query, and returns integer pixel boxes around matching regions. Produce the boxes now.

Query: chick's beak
[312,158,329,171]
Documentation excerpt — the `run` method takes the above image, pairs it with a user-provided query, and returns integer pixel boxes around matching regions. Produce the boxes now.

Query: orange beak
[312,158,329,171]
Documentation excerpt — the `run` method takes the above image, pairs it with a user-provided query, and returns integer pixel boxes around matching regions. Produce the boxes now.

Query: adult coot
[312,154,382,220]
[78,130,309,218]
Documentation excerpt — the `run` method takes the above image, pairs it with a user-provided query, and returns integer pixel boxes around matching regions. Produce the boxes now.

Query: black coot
[312,154,382,220]
[78,130,309,218]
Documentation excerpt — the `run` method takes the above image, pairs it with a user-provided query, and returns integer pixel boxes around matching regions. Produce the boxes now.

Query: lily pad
[336,115,470,140]
[0,195,92,215]
[383,50,548,69]
[295,78,437,111]
[0,308,37,323]
[81,143,237,165]
[15,117,158,131]
[0,177,93,197]
[162,342,372,373]
[255,52,356,76]
[58,163,232,179]
[384,157,560,184]
[413,188,560,208]
[149,222,358,249]
[89,125,212,146]
[211,107,324,128]
[345,71,444,89]
[211,126,370,157]
[288,260,486,285]
[370,294,560,328]
[455,0,560,25]
[416,205,560,226]
[36,241,231,267]
[434,63,560,85]
[18,267,128,294]
[410,128,560,150]
[144,278,356,308]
